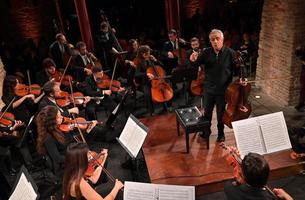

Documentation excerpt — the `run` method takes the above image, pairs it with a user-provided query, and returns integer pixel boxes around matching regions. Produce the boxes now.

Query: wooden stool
[175,106,210,153]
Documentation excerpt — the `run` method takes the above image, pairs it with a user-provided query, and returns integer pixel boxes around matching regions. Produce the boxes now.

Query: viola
[58,117,103,133]
[85,150,107,177]
[0,112,15,127]
[220,143,278,198]
[146,60,173,103]
[15,83,41,97]
[223,51,251,128]
[50,71,73,87]
[95,71,124,92]
[55,92,104,107]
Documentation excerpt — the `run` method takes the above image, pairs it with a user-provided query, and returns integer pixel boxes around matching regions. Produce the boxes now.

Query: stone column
[256,0,305,106]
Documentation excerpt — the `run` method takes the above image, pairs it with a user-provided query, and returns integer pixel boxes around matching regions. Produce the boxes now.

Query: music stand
[171,67,198,106]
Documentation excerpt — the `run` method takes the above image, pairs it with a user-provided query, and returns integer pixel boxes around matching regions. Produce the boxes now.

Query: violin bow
[26,70,32,94]
[59,55,72,86]
[87,151,123,192]
[68,77,87,143]
[0,97,16,120]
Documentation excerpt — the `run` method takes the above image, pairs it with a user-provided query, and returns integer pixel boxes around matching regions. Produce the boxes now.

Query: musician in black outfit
[36,58,57,87]
[49,33,69,69]
[162,29,188,74]
[72,41,98,82]
[190,29,247,142]
[0,120,24,176]
[96,22,118,70]
[82,66,120,127]
[224,151,293,200]
[131,45,172,115]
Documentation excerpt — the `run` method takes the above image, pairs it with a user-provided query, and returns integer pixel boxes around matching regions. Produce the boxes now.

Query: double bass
[223,51,251,128]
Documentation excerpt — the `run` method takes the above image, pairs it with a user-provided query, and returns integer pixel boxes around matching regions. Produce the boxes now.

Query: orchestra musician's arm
[80,177,123,200]
[87,149,108,184]
[44,135,65,165]
[273,188,294,200]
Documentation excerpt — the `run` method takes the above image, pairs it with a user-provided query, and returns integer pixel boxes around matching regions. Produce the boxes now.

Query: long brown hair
[3,75,17,96]
[35,106,65,154]
[63,142,89,200]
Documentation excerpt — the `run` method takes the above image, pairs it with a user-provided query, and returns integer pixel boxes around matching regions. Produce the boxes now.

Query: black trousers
[85,96,117,121]
[204,93,226,136]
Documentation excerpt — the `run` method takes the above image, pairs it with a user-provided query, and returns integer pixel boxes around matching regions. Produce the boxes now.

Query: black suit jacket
[224,181,277,200]
[49,41,69,69]
[83,76,105,98]
[72,55,88,82]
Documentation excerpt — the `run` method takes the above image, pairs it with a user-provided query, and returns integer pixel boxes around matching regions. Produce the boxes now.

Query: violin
[58,117,103,133]
[14,83,41,97]
[56,91,104,107]
[220,143,278,198]
[50,70,73,87]
[223,51,251,128]
[95,71,124,92]
[85,150,107,177]
[0,112,15,127]
[146,60,173,103]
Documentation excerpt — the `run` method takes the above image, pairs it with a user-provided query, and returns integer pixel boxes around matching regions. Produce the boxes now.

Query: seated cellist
[130,45,173,115]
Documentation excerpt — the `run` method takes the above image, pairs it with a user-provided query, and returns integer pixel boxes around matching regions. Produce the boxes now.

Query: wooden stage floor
[140,113,304,195]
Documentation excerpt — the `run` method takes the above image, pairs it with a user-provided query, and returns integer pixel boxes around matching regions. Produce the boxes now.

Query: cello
[146,59,173,103]
[223,51,251,128]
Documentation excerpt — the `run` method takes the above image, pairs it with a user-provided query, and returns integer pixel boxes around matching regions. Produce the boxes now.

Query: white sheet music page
[257,112,291,153]
[9,173,37,200]
[232,117,266,158]
[119,116,147,158]
[124,181,195,200]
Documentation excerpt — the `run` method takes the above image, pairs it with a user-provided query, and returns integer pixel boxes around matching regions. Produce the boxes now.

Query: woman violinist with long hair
[2,75,44,123]
[63,142,123,200]
[131,45,173,115]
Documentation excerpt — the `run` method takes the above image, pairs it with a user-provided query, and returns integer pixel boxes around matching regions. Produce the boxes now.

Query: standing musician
[224,148,293,200]
[63,142,123,200]
[162,29,188,74]
[96,22,119,70]
[36,106,101,177]
[82,66,122,127]
[131,45,173,114]
[73,42,98,82]
[125,39,139,88]
[190,29,247,142]
[36,58,57,87]
[49,33,70,69]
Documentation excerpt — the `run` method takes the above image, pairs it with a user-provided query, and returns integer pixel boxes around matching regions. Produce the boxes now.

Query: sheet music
[124,181,195,200]
[118,116,148,158]
[257,112,291,153]
[9,173,37,200]
[232,111,292,158]
[232,118,265,158]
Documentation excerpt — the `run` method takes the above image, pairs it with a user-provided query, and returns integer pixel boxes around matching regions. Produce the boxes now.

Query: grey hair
[209,29,224,39]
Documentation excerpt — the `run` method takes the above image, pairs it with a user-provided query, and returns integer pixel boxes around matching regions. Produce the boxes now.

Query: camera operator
[295,45,305,112]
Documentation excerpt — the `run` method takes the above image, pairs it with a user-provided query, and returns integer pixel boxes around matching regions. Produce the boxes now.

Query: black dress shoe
[216,135,225,142]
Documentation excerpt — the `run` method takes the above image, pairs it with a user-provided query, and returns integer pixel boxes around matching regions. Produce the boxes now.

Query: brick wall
[0,0,56,44]
[256,0,305,106]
